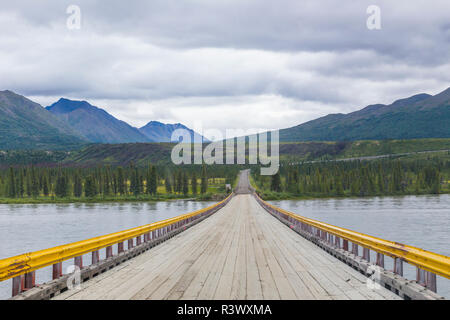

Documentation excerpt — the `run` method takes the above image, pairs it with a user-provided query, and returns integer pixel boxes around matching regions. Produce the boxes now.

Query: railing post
[335,236,340,248]
[363,248,370,261]
[106,246,113,258]
[118,241,124,253]
[74,256,83,269]
[416,268,426,286]
[136,235,141,246]
[343,239,349,251]
[12,275,23,297]
[425,272,437,293]
[24,271,36,290]
[52,262,62,279]
[92,250,100,265]
[376,253,384,268]
[352,243,359,256]
[128,239,133,249]
[393,258,403,276]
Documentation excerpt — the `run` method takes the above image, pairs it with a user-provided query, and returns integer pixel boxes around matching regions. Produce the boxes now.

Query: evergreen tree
[149,166,157,195]
[30,166,39,197]
[182,172,189,196]
[201,165,208,194]
[55,174,68,198]
[117,167,125,195]
[7,167,16,198]
[84,175,97,198]
[191,172,198,195]
[73,172,82,198]
[177,171,183,194]
[17,169,24,197]
[26,169,32,197]
[165,173,172,194]
[42,174,50,196]
[271,172,281,192]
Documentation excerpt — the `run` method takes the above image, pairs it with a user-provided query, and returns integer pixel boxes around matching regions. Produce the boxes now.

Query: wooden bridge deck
[54,193,400,300]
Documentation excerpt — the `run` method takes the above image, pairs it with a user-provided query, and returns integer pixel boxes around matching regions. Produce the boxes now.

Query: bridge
[0,170,449,300]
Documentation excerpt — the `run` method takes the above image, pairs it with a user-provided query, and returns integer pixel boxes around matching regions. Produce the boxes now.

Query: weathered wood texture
[54,194,400,300]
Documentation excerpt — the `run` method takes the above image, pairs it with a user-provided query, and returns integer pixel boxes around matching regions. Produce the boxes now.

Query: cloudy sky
[1,0,449,137]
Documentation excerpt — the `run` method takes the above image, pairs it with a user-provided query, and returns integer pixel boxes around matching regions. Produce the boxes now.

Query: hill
[139,121,208,142]
[0,91,87,150]
[279,87,450,141]
[46,98,151,143]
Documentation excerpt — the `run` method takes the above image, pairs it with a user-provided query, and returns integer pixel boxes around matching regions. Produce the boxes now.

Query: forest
[252,153,450,200]
[0,163,240,203]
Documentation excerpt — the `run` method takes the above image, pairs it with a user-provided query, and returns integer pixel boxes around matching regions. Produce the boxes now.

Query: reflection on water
[270,194,450,298]
[0,199,214,300]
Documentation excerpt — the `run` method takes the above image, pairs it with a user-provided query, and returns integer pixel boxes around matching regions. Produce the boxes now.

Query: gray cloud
[0,0,449,132]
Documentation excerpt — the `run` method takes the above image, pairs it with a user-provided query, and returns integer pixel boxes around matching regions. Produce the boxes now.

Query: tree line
[0,163,238,199]
[252,156,449,197]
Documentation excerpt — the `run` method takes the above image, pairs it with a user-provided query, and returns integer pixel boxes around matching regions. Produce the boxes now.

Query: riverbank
[257,190,450,201]
[0,192,229,204]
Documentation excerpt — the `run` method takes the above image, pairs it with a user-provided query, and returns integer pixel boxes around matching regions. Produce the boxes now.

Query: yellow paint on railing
[0,194,233,282]
[255,193,450,279]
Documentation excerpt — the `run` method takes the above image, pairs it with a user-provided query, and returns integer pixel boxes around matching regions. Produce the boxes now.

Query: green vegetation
[252,152,450,200]
[0,164,238,204]
[2,138,450,168]
[0,90,87,150]
[279,88,450,142]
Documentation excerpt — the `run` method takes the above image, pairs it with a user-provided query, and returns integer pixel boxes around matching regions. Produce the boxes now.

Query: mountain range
[46,98,149,143]
[0,90,87,150]
[0,90,206,149]
[139,121,208,143]
[279,87,450,141]
[0,87,449,150]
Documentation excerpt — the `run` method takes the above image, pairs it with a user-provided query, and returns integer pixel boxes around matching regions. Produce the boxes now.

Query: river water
[0,195,448,299]
[0,200,214,300]
[270,194,450,299]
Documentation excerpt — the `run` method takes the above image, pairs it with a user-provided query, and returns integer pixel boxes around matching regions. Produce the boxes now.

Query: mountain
[139,121,208,143]
[279,87,450,141]
[46,98,151,143]
[0,90,88,150]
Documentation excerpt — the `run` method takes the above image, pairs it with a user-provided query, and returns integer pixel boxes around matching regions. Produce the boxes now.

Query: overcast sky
[1,0,449,137]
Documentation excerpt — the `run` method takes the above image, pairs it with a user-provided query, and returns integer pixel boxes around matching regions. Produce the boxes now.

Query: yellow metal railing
[254,193,450,293]
[0,193,233,296]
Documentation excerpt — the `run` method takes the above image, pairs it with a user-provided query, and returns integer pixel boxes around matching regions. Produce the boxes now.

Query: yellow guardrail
[0,193,233,282]
[255,193,450,280]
